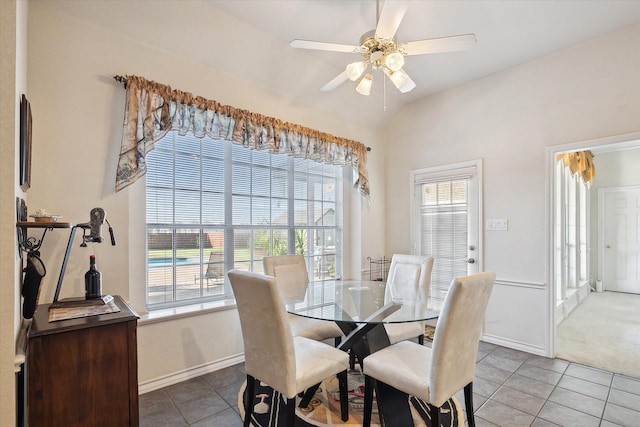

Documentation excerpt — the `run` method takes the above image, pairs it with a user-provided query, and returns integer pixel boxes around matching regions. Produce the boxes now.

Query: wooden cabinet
[27,295,139,426]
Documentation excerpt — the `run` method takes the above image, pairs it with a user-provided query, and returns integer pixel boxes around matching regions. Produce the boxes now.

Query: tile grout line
[528,361,570,426]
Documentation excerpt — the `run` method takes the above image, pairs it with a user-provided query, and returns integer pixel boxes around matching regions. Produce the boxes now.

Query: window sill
[138,298,237,326]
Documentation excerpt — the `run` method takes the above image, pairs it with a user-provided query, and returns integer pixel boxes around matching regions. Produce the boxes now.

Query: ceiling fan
[290,0,477,95]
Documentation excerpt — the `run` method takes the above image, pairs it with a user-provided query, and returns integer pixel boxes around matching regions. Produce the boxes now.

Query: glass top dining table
[289,279,440,427]
[285,279,440,325]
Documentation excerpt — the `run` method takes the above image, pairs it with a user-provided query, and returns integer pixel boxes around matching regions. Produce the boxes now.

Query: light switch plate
[486,219,509,231]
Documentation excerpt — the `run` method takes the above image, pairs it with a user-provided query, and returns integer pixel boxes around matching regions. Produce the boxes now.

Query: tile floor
[140,341,640,426]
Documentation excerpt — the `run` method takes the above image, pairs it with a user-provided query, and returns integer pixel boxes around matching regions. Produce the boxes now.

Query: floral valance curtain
[556,150,596,185]
[114,75,370,200]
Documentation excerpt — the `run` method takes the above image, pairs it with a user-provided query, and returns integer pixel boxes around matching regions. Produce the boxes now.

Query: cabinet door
[29,322,134,426]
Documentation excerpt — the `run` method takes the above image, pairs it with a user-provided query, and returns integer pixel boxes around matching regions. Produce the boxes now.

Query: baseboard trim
[482,334,547,357]
[139,354,245,394]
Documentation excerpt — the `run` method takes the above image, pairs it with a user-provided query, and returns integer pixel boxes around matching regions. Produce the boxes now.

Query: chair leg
[418,334,424,345]
[464,382,475,427]
[338,370,349,421]
[286,397,296,427]
[377,389,385,427]
[363,375,374,427]
[430,403,440,427]
[243,375,255,427]
[299,383,320,408]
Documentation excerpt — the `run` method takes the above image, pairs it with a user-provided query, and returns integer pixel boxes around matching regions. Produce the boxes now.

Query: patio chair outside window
[196,252,223,289]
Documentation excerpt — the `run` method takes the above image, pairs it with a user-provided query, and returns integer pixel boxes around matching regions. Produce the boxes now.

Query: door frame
[409,158,484,271]
[546,130,640,357]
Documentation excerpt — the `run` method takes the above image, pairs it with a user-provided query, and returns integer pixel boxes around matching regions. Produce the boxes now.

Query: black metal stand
[52,226,78,303]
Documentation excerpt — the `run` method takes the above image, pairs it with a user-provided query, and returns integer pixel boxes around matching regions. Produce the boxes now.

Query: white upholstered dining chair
[383,254,434,345]
[362,271,496,427]
[228,270,349,427]
[263,255,344,344]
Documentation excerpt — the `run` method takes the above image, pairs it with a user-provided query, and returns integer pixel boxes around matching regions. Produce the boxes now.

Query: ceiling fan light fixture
[388,68,409,89]
[345,61,366,81]
[398,76,417,93]
[356,73,373,96]
[384,51,405,72]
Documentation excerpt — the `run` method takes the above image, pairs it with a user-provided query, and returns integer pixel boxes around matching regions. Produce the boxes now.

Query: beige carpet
[556,291,640,379]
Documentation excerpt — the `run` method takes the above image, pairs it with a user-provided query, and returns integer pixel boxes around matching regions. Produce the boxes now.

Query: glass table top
[285,280,439,324]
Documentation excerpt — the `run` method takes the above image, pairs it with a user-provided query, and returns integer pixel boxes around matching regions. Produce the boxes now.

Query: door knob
[606,245,611,249]
[467,258,475,264]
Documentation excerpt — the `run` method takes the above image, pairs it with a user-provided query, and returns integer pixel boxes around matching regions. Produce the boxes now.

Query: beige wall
[25,1,384,388]
[384,22,640,354]
[1,0,27,425]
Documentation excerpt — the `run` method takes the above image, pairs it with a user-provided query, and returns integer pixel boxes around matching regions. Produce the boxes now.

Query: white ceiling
[46,0,640,128]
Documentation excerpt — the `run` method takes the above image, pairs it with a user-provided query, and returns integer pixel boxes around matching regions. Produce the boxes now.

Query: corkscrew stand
[53,208,116,303]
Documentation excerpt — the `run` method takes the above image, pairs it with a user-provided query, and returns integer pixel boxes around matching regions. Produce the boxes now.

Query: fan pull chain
[383,72,387,111]
[384,81,387,111]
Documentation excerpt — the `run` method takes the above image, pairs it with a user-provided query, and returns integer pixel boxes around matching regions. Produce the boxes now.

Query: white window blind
[146,132,342,309]
[418,178,469,310]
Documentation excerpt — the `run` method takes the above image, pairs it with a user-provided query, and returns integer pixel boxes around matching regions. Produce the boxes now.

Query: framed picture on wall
[20,94,32,192]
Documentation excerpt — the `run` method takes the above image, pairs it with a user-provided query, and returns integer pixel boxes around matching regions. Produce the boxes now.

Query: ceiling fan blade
[321,71,349,92]
[290,39,358,53]
[402,33,477,56]
[375,0,409,40]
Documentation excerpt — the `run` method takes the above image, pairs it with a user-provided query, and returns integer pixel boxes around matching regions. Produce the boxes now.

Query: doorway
[410,159,482,310]
[549,131,640,368]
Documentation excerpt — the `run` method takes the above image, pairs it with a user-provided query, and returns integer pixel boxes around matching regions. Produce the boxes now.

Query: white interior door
[601,187,640,294]
[411,160,482,309]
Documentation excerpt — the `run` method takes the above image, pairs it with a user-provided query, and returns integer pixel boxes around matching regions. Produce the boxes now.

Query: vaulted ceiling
[45,0,640,128]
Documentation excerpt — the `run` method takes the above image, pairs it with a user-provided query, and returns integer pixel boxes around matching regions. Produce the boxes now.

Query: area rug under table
[237,367,463,427]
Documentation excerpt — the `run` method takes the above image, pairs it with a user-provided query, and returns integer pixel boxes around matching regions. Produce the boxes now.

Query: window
[555,159,590,304]
[145,132,343,309]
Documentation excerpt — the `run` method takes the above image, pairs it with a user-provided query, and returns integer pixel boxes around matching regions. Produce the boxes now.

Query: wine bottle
[85,255,102,299]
